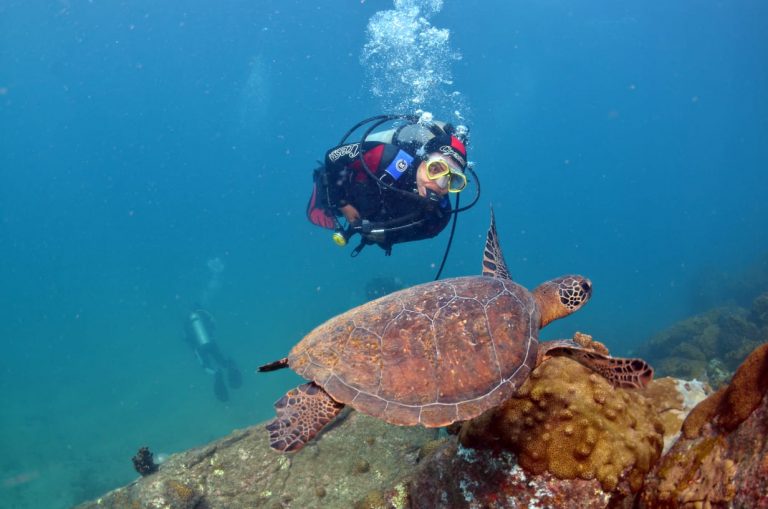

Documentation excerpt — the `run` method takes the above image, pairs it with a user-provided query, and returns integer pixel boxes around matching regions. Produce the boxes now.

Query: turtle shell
[288,276,540,427]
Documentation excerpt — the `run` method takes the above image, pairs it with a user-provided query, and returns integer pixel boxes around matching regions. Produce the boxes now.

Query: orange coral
[571,331,610,356]
[682,388,726,439]
[717,342,768,430]
[460,356,664,492]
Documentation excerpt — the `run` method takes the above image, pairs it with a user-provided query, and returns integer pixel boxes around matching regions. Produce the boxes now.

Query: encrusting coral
[460,355,664,493]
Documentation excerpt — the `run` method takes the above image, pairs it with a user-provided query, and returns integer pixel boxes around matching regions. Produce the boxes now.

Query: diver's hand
[340,204,361,224]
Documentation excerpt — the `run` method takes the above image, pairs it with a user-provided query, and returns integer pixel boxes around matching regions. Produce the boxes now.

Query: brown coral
[639,342,768,508]
[682,342,768,438]
[681,388,726,439]
[459,356,664,492]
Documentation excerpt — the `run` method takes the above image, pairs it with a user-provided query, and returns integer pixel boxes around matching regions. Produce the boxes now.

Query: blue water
[1,1,766,507]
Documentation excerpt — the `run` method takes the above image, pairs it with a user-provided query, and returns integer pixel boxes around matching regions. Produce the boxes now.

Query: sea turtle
[259,210,653,452]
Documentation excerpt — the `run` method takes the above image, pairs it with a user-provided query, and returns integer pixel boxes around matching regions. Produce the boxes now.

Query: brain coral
[460,356,664,492]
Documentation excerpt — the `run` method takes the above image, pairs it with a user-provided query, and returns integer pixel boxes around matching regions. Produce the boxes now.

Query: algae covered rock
[640,304,767,387]
[459,356,664,494]
[73,410,436,509]
[639,342,768,508]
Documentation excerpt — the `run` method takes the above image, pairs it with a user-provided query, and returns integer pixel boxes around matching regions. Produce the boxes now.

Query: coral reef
[73,370,726,509]
[639,342,768,508]
[77,342,767,509]
[459,356,665,494]
[640,292,768,387]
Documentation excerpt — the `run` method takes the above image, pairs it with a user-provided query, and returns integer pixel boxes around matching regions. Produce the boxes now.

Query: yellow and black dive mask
[425,157,467,193]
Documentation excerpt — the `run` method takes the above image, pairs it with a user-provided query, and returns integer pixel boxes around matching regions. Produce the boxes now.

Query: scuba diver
[184,308,242,402]
[306,112,480,275]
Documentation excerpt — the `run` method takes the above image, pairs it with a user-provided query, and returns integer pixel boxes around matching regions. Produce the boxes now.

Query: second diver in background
[184,308,242,402]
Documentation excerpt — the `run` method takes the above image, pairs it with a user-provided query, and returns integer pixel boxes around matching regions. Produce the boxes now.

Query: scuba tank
[187,310,214,348]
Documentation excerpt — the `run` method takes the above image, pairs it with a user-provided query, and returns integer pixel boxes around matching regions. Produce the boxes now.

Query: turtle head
[533,275,592,328]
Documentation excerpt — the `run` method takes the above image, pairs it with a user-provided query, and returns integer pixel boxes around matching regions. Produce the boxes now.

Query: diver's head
[415,152,468,198]
[390,117,470,199]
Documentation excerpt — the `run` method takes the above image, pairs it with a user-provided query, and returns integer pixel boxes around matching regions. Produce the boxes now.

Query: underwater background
[1,0,766,507]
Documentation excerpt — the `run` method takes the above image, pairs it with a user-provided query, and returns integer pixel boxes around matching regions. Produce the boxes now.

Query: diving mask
[424,157,467,193]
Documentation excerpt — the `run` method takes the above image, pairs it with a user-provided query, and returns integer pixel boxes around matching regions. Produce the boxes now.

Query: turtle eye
[580,280,592,294]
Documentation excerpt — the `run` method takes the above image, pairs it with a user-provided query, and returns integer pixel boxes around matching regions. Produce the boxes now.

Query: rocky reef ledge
[75,410,437,509]
[76,342,768,509]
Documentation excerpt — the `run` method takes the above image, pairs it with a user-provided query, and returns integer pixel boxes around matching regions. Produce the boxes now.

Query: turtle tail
[258,357,289,372]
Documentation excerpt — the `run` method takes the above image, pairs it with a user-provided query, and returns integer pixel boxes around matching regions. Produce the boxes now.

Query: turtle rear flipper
[541,341,654,389]
[481,207,512,281]
[266,382,344,452]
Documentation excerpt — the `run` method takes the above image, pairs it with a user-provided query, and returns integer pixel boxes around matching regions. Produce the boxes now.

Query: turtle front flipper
[540,341,654,389]
[265,382,344,452]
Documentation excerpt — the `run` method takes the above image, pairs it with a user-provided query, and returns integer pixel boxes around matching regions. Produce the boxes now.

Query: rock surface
[74,410,436,509]
[639,342,768,508]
